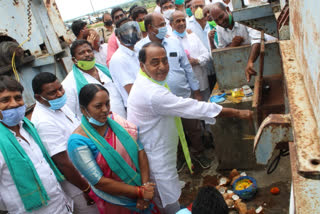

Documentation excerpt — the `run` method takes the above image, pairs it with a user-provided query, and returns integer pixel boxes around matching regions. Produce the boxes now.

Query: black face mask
[119,31,140,47]
[104,20,113,27]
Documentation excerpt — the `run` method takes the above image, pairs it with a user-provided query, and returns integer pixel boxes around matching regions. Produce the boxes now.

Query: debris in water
[240,172,247,176]
[256,206,263,213]
[270,187,280,195]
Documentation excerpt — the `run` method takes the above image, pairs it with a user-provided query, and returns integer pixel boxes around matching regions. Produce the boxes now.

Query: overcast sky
[55,0,133,21]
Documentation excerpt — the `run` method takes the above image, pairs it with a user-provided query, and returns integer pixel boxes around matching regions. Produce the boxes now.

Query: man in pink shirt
[106,7,126,67]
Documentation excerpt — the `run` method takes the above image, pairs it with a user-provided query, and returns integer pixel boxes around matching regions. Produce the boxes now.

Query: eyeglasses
[162,4,175,11]
[192,4,204,9]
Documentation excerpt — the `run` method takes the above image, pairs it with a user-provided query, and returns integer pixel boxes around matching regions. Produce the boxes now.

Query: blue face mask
[85,109,105,126]
[0,105,26,127]
[155,26,168,40]
[154,79,167,85]
[173,30,186,38]
[42,93,67,110]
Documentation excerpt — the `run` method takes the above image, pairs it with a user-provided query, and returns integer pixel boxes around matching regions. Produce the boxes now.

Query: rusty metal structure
[227,0,320,213]
[0,0,74,106]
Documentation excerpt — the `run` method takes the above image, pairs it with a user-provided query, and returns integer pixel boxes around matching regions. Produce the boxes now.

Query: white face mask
[163,9,175,20]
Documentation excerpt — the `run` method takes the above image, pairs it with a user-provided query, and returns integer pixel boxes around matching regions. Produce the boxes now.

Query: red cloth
[106,32,119,67]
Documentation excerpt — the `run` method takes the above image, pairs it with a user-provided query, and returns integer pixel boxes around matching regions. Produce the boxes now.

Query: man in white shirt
[211,2,277,81]
[187,0,216,90]
[0,76,72,214]
[31,72,99,214]
[128,42,252,214]
[83,29,108,66]
[109,18,141,107]
[136,12,202,101]
[131,6,148,38]
[136,13,211,170]
[171,10,211,101]
[188,0,211,50]
[160,0,175,35]
[170,10,216,170]
[62,40,126,119]
[154,0,162,13]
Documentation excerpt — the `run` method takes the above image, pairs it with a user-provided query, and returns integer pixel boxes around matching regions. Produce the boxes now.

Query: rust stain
[280,40,320,175]
[13,0,19,6]
[290,143,320,213]
[290,0,302,42]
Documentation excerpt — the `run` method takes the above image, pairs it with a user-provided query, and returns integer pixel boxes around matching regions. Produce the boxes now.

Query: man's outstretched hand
[245,61,257,82]
[237,109,253,120]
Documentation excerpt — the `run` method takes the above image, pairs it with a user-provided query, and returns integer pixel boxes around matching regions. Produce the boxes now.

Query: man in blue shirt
[135,12,212,170]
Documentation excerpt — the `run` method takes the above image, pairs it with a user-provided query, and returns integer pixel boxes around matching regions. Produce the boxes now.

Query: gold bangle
[82,184,91,193]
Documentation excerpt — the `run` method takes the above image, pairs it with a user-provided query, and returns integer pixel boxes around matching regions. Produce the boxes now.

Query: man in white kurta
[62,40,126,119]
[31,72,99,214]
[127,42,252,214]
[0,76,72,214]
[171,10,212,101]
[0,122,72,214]
[109,20,141,107]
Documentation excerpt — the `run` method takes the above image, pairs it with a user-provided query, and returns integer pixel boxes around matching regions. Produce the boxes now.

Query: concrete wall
[290,0,320,132]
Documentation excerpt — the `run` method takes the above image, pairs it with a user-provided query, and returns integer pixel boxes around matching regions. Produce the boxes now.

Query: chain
[26,0,32,39]
[11,0,33,82]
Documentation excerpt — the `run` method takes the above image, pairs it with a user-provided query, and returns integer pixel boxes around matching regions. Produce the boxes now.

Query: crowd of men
[0,0,274,213]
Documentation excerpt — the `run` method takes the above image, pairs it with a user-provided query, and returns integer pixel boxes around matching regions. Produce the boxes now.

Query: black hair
[70,39,93,57]
[0,75,24,93]
[131,6,148,21]
[212,2,227,12]
[103,13,111,20]
[79,84,109,109]
[156,0,161,4]
[138,42,166,63]
[71,20,87,37]
[144,13,153,32]
[185,0,192,6]
[111,7,125,20]
[129,4,138,17]
[115,17,131,29]
[192,186,228,214]
[160,0,174,8]
[32,72,57,95]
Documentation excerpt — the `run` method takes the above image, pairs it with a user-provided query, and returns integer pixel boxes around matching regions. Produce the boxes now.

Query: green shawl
[139,70,194,174]
[0,118,64,212]
[73,63,112,94]
[81,116,141,186]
